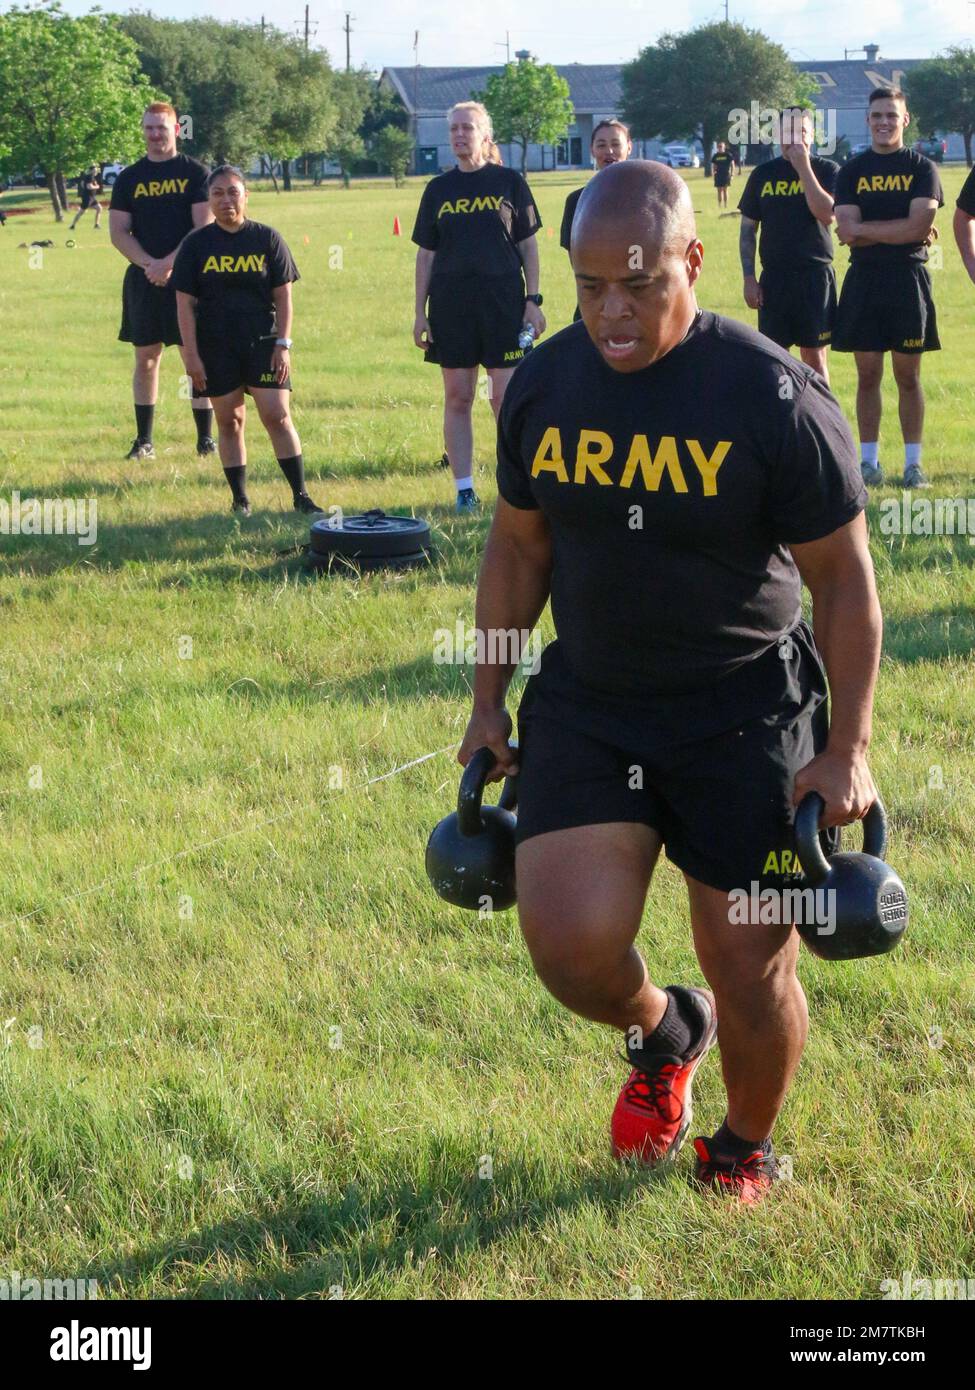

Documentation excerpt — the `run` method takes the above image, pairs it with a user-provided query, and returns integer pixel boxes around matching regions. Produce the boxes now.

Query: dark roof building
[380,48,963,173]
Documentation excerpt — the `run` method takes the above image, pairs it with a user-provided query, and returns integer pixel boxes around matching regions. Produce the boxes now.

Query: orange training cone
[393,215,401,236]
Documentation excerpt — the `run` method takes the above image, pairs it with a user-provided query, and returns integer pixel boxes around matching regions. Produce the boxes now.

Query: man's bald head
[571,160,697,265]
[568,160,703,373]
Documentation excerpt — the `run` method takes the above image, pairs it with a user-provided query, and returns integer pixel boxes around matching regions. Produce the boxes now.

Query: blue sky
[50,1,975,69]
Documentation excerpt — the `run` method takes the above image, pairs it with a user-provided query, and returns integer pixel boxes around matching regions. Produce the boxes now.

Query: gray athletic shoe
[903,463,931,489]
[125,437,155,461]
[860,461,884,486]
[456,487,479,514]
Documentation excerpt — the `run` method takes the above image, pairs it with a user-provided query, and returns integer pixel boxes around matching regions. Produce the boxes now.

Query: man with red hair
[109,103,214,461]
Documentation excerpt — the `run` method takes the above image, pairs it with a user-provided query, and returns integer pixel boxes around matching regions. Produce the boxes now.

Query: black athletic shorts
[425,272,528,369]
[119,263,181,347]
[832,260,940,354]
[758,263,836,350]
[196,315,291,399]
[514,619,839,895]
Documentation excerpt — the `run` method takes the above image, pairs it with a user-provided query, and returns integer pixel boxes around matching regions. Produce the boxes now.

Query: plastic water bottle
[518,322,536,351]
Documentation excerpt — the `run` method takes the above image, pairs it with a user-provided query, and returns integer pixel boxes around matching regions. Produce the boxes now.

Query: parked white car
[661,144,700,168]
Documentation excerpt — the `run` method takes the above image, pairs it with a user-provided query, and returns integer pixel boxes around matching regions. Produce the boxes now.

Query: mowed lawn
[0,168,973,1300]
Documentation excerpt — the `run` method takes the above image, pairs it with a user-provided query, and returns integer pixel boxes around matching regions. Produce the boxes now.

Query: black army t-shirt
[110,154,209,259]
[172,220,299,324]
[712,151,735,182]
[738,155,838,269]
[834,147,943,263]
[497,310,865,698]
[412,164,541,278]
[957,164,975,216]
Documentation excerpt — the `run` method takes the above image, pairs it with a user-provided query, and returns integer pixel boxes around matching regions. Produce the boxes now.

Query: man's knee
[892,361,922,392]
[217,407,245,434]
[856,362,884,392]
[134,346,162,374]
[444,382,477,411]
[520,909,634,1004]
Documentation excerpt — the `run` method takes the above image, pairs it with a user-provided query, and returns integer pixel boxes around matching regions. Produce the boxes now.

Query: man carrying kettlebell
[459,161,881,1205]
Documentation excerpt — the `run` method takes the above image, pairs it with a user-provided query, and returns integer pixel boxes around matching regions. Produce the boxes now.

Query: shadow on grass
[883,605,975,664]
[85,1147,670,1299]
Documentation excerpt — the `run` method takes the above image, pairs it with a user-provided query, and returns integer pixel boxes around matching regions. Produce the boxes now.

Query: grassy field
[0,168,973,1301]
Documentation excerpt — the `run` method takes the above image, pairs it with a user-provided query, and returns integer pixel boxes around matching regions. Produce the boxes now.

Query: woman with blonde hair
[412,101,544,511]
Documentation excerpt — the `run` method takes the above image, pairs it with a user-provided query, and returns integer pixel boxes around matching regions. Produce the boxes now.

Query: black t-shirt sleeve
[817,159,839,196]
[268,228,299,287]
[560,191,575,249]
[170,237,199,296]
[913,157,944,206]
[411,181,439,250]
[188,160,210,204]
[833,161,856,206]
[769,374,866,544]
[957,165,975,216]
[512,174,542,242]
[496,380,540,510]
[737,168,762,220]
[109,171,133,214]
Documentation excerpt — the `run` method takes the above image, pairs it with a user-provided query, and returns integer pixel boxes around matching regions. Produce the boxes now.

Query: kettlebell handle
[794,792,889,885]
[458,745,518,837]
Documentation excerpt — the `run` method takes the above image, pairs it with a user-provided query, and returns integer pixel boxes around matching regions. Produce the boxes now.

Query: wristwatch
[525,293,543,306]
[275,337,293,348]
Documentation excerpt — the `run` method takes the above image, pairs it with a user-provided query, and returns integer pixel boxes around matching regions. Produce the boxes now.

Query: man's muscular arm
[459,498,553,780]
[790,512,882,827]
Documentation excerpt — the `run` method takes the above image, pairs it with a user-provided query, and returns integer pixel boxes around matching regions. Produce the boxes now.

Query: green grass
[1,170,973,1300]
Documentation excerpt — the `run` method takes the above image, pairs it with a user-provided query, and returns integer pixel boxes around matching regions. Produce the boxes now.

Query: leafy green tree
[475,57,573,174]
[622,21,814,173]
[259,34,337,190]
[119,14,276,165]
[361,83,409,143]
[904,49,975,165]
[372,125,414,186]
[324,70,372,186]
[0,2,153,221]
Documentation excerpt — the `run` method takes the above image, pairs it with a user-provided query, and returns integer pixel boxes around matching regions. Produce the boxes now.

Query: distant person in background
[70,166,104,231]
[172,165,323,517]
[738,108,838,385]
[413,100,545,513]
[561,119,633,322]
[712,141,736,208]
[109,101,215,461]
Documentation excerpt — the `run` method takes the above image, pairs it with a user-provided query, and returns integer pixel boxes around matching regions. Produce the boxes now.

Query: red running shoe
[692,1136,779,1205]
[610,986,717,1165]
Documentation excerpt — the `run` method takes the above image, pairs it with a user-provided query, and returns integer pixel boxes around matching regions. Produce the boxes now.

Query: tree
[119,14,277,166]
[0,3,153,221]
[324,69,372,186]
[259,34,337,191]
[622,21,815,174]
[372,125,414,186]
[905,49,975,166]
[475,57,573,174]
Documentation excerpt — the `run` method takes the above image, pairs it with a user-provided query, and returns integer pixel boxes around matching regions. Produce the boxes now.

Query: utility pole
[344,11,353,71]
[494,31,510,63]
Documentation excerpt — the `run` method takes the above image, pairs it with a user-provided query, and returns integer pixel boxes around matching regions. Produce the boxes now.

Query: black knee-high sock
[223,466,248,503]
[134,403,154,442]
[192,400,213,442]
[276,454,305,499]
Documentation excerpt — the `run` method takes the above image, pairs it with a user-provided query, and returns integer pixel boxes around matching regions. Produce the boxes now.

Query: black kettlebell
[425,746,518,911]
[793,792,909,960]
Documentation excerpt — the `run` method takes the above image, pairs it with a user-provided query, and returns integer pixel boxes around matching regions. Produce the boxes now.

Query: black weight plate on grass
[309,511,431,558]
[304,547,432,574]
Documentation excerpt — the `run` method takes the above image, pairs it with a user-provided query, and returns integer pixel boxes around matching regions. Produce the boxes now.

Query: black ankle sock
[630,985,704,1062]
[223,465,248,503]
[134,404,155,442]
[192,403,213,442]
[276,454,305,499]
[712,1119,772,1159]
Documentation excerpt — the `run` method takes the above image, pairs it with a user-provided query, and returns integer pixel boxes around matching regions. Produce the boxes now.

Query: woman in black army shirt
[172,165,322,516]
[412,101,545,512]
